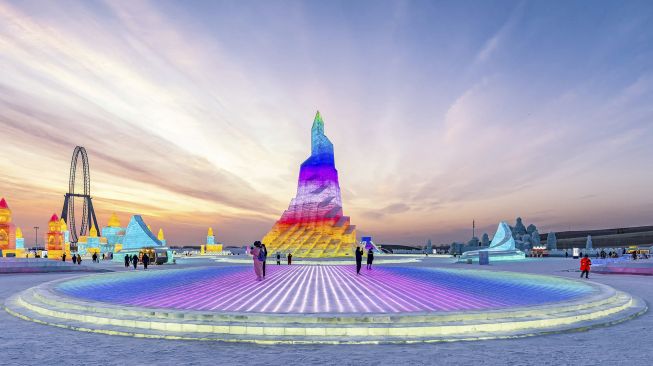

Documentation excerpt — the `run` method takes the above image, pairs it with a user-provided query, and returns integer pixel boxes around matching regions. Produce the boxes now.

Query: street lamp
[33,226,39,255]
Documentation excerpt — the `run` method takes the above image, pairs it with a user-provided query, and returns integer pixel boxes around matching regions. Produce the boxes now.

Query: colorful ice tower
[0,198,15,252]
[262,111,357,257]
[201,227,223,254]
[101,213,126,252]
[0,198,24,257]
[46,213,64,259]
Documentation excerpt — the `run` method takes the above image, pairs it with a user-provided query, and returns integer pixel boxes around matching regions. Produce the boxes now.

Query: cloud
[1,0,652,246]
[475,2,525,63]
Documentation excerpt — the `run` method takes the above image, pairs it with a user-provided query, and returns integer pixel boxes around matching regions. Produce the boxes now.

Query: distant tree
[531,229,541,246]
[527,224,537,235]
[546,232,557,250]
[514,217,527,235]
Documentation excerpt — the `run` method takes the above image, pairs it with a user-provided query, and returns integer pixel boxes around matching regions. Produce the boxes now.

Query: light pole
[33,226,39,255]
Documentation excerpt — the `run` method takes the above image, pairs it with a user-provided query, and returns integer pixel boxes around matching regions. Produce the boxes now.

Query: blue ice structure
[458,221,526,263]
[114,215,174,264]
[122,215,162,250]
[360,236,382,253]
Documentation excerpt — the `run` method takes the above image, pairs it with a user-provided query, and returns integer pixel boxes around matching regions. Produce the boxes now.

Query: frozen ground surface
[1,257,651,366]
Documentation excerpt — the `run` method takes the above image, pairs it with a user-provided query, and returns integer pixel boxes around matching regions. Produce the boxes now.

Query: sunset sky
[1,0,652,247]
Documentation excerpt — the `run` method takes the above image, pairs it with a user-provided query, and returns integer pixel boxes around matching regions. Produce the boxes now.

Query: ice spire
[308,110,334,162]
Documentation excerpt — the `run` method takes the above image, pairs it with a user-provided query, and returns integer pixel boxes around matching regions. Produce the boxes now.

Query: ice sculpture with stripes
[262,111,356,257]
[458,221,525,262]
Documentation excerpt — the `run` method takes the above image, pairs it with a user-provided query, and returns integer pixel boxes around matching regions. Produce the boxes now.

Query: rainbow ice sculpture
[262,111,356,257]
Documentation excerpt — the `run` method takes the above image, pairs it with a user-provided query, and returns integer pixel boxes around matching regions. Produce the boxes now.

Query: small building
[201,227,223,254]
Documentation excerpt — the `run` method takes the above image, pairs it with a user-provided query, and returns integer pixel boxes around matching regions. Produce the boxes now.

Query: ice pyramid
[122,215,163,250]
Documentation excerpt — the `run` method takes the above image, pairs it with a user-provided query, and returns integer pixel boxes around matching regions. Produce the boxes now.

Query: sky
[1,0,652,247]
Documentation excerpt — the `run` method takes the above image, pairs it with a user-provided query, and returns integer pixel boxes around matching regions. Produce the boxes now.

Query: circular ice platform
[5,266,646,343]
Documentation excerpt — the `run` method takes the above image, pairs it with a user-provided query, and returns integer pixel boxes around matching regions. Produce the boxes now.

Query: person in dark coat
[72,254,77,264]
[77,254,82,265]
[366,249,374,270]
[276,253,281,265]
[355,247,363,275]
[62,253,66,262]
[287,253,292,265]
[142,253,149,270]
[124,254,130,267]
[261,244,268,277]
[132,254,138,269]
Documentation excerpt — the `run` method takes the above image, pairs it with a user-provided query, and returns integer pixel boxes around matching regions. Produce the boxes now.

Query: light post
[33,226,39,256]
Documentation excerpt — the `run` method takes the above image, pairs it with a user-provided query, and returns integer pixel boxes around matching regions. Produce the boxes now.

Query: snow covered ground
[1,257,651,366]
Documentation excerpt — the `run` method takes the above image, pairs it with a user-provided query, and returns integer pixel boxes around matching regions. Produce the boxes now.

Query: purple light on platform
[55,266,594,314]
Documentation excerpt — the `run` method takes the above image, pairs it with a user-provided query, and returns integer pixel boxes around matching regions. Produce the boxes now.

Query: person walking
[287,253,292,265]
[355,247,363,275]
[72,254,77,264]
[565,251,568,258]
[124,254,130,268]
[92,252,97,263]
[143,253,149,270]
[62,253,66,262]
[580,254,591,279]
[77,254,82,265]
[276,253,281,265]
[250,241,263,281]
[261,244,268,277]
[132,254,138,269]
[366,248,374,270]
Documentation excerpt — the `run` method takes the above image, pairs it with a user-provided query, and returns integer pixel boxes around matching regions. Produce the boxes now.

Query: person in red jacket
[580,254,591,279]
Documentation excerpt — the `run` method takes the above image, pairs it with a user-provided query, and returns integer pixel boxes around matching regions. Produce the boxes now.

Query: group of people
[250,243,381,280]
[598,250,620,259]
[124,253,150,270]
[355,247,374,274]
[61,253,83,265]
[275,252,292,265]
[62,252,118,264]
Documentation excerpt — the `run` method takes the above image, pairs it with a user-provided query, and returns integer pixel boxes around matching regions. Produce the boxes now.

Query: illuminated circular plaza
[6,263,644,344]
[56,266,593,313]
